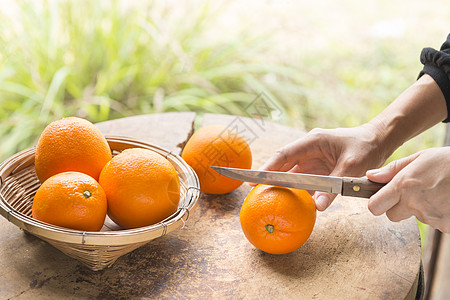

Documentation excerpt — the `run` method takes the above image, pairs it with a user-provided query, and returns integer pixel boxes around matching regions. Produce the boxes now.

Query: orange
[181,125,252,194]
[32,172,107,231]
[99,148,180,229]
[35,117,112,183]
[240,184,316,254]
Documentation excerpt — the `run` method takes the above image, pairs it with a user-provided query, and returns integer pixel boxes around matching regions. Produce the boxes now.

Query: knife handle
[342,177,386,198]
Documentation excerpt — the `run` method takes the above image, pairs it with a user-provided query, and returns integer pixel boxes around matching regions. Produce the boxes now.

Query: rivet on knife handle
[342,177,386,198]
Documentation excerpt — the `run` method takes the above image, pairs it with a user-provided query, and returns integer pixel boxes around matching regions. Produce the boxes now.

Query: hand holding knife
[211,166,385,199]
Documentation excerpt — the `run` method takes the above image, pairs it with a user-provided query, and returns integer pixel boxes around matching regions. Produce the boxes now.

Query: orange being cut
[240,184,316,254]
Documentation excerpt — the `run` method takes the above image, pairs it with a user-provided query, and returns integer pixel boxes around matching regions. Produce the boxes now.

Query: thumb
[314,191,337,211]
[366,152,420,183]
[314,162,360,211]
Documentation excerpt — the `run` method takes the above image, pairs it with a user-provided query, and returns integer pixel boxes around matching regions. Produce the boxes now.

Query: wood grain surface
[0,113,421,299]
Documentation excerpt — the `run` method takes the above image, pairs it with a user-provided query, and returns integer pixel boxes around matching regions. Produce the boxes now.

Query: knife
[211,166,386,198]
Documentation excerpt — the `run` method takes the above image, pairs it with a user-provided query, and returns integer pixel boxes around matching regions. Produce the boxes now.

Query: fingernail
[315,195,330,210]
[366,169,380,175]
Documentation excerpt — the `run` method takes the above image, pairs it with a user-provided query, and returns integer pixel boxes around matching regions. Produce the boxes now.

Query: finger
[436,222,450,234]
[368,181,400,216]
[289,165,302,173]
[260,154,297,172]
[260,150,292,171]
[313,165,352,211]
[254,148,297,187]
[260,138,314,171]
[366,153,420,183]
[314,191,338,211]
[316,161,364,210]
[385,202,413,222]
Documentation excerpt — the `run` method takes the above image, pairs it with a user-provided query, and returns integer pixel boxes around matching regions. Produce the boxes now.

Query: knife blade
[211,166,385,198]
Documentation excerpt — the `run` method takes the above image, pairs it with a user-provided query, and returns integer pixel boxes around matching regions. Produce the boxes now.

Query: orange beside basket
[0,136,200,271]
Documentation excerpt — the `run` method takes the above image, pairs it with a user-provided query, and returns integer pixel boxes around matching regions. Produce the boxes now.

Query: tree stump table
[0,113,422,299]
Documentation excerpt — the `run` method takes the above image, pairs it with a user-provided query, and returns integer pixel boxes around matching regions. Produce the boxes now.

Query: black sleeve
[418,34,450,122]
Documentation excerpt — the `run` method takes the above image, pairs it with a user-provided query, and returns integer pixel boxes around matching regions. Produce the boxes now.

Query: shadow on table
[254,207,372,281]
[255,237,351,279]
[12,187,251,298]
[14,231,205,299]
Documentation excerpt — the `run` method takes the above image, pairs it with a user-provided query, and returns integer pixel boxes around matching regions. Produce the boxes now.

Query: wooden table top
[0,112,421,299]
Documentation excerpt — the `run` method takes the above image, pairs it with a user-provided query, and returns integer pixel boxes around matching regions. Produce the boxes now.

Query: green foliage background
[1,1,448,161]
[1,1,449,239]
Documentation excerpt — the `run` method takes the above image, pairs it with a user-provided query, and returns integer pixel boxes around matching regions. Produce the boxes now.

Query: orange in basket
[182,125,252,194]
[34,117,112,183]
[99,148,181,229]
[0,137,199,271]
[32,171,107,231]
[240,184,316,254]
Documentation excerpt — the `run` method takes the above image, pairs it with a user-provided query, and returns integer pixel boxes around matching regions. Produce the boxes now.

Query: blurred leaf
[0,0,446,167]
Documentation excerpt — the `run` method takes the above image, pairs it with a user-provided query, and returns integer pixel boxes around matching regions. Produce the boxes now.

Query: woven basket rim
[0,136,200,246]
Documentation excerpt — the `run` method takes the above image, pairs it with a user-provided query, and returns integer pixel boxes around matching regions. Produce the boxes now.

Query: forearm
[367,74,447,160]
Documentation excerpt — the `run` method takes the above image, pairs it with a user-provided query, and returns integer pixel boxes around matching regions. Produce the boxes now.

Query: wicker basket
[0,136,200,271]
